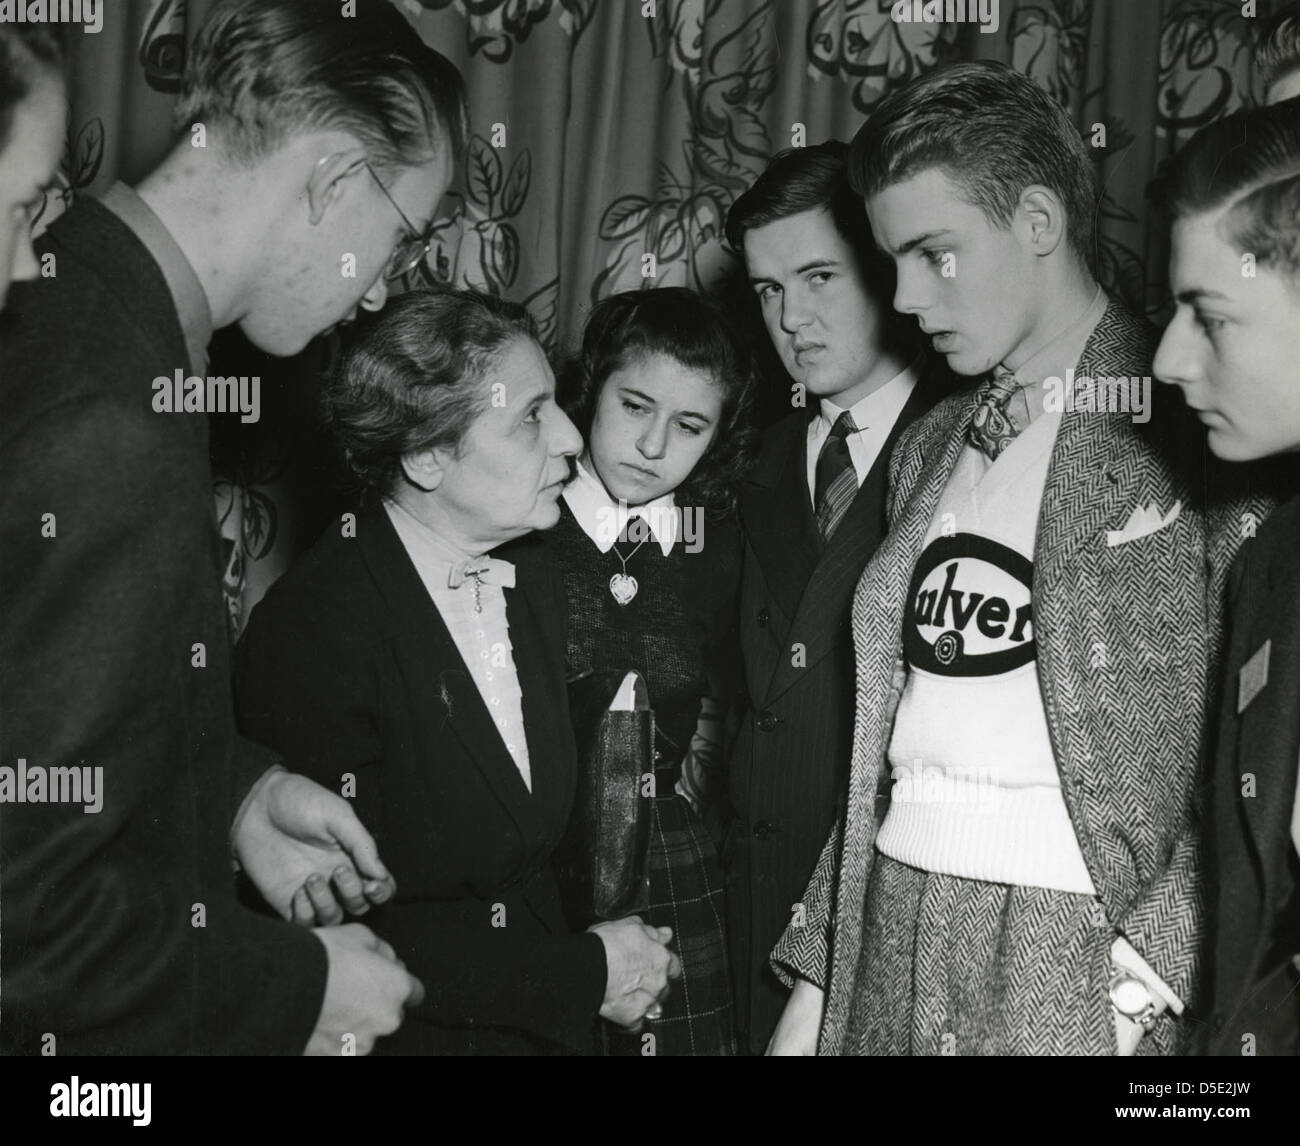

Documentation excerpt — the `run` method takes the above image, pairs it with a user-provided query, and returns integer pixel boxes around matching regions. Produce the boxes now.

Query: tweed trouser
[843,852,1176,1056]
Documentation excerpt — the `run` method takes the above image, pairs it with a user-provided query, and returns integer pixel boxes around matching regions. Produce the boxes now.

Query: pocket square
[1106,499,1182,547]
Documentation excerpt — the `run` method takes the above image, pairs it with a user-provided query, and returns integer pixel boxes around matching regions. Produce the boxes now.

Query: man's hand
[589,915,681,1030]
[305,924,425,1055]
[767,977,824,1055]
[231,766,396,924]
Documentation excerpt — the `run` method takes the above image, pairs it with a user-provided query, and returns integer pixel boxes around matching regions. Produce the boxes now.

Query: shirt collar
[817,352,922,434]
[98,182,214,377]
[1003,285,1107,423]
[562,458,679,556]
[384,497,479,573]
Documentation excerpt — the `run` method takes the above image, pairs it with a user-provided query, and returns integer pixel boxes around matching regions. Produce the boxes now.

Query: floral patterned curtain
[44,0,1281,629]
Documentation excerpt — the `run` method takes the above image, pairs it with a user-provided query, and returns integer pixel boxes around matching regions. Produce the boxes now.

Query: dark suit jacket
[0,198,326,1055]
[1208,489,1300,1056]
[725,355,951,1052]
[234,506,608,1055]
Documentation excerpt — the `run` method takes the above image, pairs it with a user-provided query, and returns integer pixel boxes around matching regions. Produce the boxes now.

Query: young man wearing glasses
[0,0,465,1056]
[364,159,438,282]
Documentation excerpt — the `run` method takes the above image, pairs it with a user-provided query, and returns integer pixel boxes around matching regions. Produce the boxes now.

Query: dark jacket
[234,507,608,1055]
[1208,488,1300,1056]
[0,198,326,1055]
[725,355,951,1052]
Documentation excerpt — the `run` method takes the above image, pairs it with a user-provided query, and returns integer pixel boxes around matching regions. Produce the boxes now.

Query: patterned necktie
[814,411,859,543]
[967,364,1023,462]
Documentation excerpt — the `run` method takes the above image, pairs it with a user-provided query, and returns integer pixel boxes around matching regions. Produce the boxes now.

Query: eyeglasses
[364,161,434,281]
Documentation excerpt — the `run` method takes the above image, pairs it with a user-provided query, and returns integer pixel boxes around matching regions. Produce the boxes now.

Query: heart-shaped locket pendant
[609,572,639,606]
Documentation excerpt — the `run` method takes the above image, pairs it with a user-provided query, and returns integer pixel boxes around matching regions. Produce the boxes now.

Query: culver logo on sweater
[903,533,1034,677]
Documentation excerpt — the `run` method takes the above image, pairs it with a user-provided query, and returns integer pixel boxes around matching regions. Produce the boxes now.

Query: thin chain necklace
[608,537,648,606]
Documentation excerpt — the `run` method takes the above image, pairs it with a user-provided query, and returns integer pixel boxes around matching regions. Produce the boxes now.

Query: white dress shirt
[805,354,921,507]
[384,498,533,791]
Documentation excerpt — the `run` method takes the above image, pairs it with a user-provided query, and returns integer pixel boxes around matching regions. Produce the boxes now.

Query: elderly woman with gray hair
[234,288,679,1055]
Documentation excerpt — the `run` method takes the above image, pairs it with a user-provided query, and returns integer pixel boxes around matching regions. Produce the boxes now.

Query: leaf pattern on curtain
[139,0,188,93]
[1009,0,1090,108]
[1159,0,1257,135]
[419,133,532,294]
[591,0,777,298]
[43,0,1285,629]
[806,0,963,111]
[214,454,287,639]
[405,0,599,60]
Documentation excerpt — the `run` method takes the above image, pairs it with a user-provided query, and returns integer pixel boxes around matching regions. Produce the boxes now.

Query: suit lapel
[357,506,543,840]
[1030,302,1201,898]
[845,387,980,714]
[1035,410,1128,589]
[503,544,575,854]
[742,412,820,622]
[878,390,982,624]
[1035,304,1147,588]
[763,363,953,702]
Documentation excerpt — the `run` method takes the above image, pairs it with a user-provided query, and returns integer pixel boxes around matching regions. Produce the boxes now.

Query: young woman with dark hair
[550,286,758,1056]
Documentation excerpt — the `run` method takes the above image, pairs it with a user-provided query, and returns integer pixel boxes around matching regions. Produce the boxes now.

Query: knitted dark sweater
[546,500,742,769]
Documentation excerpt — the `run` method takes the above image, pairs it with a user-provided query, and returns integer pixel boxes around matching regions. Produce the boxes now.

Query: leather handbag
[554,668,654,928]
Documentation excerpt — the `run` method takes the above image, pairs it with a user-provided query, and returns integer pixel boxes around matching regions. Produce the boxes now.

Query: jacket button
[753,819,780,840]
[757,607,770,628]
[756,711,779,733]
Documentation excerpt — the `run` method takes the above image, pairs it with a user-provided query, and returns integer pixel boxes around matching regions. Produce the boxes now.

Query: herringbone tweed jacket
[771,299,1276,1055]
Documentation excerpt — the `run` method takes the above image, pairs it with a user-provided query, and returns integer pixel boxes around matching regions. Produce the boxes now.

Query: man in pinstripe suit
[721,142,951,1055]
[769,62,1274,1056]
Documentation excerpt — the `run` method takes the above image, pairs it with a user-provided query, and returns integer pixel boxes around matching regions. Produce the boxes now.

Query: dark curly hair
[562,287,758,519]
[323,287,540,498]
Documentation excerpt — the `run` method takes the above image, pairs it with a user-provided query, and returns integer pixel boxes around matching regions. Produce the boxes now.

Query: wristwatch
[1108,970,1157,1029]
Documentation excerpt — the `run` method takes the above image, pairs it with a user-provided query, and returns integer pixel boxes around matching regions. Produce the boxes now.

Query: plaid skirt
[604,794,736,1056]
[842,853,1177,1056]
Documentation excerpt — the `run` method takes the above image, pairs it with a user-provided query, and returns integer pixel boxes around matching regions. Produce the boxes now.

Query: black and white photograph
[1,0,1298,1123]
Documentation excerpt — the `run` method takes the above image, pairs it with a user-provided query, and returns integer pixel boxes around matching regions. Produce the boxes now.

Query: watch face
[1111,977,1150,1015]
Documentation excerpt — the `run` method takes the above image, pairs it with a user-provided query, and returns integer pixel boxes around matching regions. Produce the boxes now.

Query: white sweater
[875,408,1096,894]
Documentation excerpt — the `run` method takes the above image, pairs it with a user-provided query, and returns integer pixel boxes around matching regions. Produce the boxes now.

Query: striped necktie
[814,411,859,543]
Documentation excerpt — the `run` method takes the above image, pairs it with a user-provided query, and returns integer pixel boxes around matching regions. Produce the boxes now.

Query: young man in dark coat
[0,0,466,1056]
[1153,99,1300,1057]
